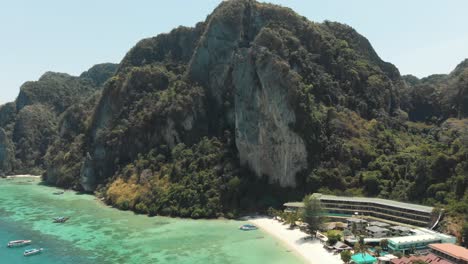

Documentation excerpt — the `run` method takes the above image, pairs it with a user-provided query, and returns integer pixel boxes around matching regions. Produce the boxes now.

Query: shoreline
[4,174,41,178]
[248,217,342,264]
[1,175,338,264]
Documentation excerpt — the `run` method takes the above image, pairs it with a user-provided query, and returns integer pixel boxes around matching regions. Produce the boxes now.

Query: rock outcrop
[79,0,403,189]
[0,128,14,174]
[3,0,466,221]
[233,47,307,187]
[0,64,117,176]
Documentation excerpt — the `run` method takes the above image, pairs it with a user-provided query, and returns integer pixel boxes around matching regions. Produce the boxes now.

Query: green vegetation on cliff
[0,64,117,175]
[0,0,466,240]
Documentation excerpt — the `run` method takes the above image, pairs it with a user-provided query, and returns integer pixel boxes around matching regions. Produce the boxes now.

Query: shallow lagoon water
[0,178,303,264]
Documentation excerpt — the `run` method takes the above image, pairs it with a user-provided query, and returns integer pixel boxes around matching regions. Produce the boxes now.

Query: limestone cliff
[0,64,116,176]
[233,47,307,187]
[3,0,465,220]
[0,128,14,174]
[80,0,403,190]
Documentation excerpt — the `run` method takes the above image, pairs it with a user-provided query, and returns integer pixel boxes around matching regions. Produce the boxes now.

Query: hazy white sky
[1,0,467,104]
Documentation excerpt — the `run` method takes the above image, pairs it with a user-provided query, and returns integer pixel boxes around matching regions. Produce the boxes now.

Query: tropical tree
[380,238,389,251]
[410,245,417,254]
[351,222,358,236]
[267,207,275,218]
[267,207,281,220]
[340,250,352,264]
[326,230,342,246]
[302,194,325,237]
[461,222,468,247]
[374,246,382,257]
[284,212,299,228]
[354,236,369,257]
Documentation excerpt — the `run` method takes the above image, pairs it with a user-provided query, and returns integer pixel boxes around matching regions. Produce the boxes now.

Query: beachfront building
[390,226,413,236]
[390,253,452,264]
[285,193,436,227]
[388,234,456,254]
[351,253,377,264]
[284,202,304,213]
[366,226,390,238]
[429,243,468,264]
[369,221,390,228]
[346,217,368,231]
[316,193,435,227]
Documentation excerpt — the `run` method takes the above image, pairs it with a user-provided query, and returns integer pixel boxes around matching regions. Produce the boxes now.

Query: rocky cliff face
[0,128,14,174]
[2,0,466,220]
[232,47,307,187]
[79,0,402,190]
[0,64,116,176]
[402,59,468,121]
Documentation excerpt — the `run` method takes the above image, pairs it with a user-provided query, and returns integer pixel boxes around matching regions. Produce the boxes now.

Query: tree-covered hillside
[0,0,466,240]
[0,63,117,175]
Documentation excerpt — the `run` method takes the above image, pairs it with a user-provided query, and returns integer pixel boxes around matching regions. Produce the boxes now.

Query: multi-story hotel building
[284,193,437,227]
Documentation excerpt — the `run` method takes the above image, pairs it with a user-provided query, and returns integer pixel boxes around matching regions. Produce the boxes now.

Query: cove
[0,177,303,264]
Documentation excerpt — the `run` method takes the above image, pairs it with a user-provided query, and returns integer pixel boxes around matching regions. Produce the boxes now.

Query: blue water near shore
[0,177,304,264]
[0,220,95,264]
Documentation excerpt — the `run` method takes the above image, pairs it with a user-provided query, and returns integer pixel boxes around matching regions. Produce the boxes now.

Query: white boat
[24,248,43,256]
[7,240,32,248]
[239,224,258,231]
[53,216,70,223]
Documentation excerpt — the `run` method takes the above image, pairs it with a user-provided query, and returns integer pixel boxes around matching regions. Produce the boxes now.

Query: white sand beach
[5,174,41,178]
[249,217,343,264]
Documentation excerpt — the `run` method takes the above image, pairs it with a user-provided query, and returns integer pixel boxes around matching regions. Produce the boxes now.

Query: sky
[1,0,467,105]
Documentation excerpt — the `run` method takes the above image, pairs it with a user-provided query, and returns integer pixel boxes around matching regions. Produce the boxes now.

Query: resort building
[429,243,468,264]
[389,226,413,236]
[369,221,391,228]
[284,202,303,213]
[351,253,377,264]
[388,234,456,254]
[284,193,436,227]
[366,226,390,238]
[390,253,452,264]
[346,217,368,231]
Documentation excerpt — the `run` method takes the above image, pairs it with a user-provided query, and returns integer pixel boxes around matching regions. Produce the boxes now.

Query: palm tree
[351,222,358,236]
[374,246,382,257]
[379,239,389,251]
[410,245,417,255]
[285,212,299,228]
[267,207,275,218]
[354,236,369,257]
[340,250,352,264]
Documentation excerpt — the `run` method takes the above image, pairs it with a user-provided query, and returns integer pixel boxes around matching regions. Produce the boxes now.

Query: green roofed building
[351,253,376,264]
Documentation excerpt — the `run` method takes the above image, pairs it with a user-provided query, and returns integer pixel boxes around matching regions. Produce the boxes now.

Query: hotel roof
[390,226,413,232]
[346,217,368,223]
[389,234,441,245]
[284,202,304,208]
[429,243,468,261]
[390,253,452,264]
[366,226,389,233]
[369,221,390,227]
[313,193,434,213]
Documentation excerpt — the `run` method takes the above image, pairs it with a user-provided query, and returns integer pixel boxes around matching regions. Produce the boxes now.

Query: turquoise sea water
[0,178,303,264]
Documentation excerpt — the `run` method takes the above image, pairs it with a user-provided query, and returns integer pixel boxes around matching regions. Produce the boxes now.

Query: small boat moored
[53,191,64,195]
[53,217,70,223]
[239,224,258,231]
[7,240,32,248]
[24,248,43,257]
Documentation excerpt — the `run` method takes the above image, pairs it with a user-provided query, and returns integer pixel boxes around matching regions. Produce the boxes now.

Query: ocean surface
[0,177,303,264]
